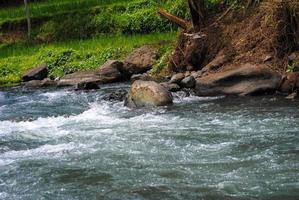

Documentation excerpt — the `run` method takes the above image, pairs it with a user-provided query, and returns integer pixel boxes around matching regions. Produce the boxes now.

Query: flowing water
[0,84,298,200]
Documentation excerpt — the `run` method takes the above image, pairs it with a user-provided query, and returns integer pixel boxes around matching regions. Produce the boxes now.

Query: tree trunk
[24,0,31,40]
[188,0,205,30]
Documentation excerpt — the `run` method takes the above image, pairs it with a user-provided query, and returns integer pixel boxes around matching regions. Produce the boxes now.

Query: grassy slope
[0,32,177,85]
[0,0,136,24]
[0,0,186,85]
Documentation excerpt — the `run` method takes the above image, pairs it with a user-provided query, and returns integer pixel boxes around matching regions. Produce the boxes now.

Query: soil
[169,0,299,75]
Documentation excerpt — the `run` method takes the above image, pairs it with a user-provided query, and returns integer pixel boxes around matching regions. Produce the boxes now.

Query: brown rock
[124,46,157,75]
[181,76,196,88]
[160,82,180,92]
[58,60,125,87]
[24,78,57,88]
[202,51,229,73]
[125,80,173,108]
[195,64,282,96]
[279,73,299,94]
[22,64,48,82]
[169,73,185,84]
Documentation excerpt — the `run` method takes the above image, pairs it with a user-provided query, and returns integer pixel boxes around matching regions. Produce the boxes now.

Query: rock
[130,73,149,82]
[58,60,125,87]
[169,73,185,84]
[286,91,298,100]
[202,50,229,73]
[191,71,203,79]
[279,73,299,94]
[98,60,126,80]
[75,81,100,90]
[103,89,128,102]
[263,55,273,62]
[195,64,282,96]
[160,82,180,92]
[180,76,196,88]
[184,71,191,77]
[24,78,57,88]
[125,80,173,108]
[124,46,157,75]
[22,64,48,82]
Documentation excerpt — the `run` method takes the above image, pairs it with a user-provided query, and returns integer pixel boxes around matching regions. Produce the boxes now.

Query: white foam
[0,143,76,161]
[40,90,71,101]
[173,94,225,103]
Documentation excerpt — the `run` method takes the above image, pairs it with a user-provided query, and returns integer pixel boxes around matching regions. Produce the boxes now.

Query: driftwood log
[157,8,189,30]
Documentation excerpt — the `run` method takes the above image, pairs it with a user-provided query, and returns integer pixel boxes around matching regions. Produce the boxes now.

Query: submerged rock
[195,64,282,96]
[125,80,173,108]
[124,46,157,75]
[103,89,128,102]
[22,64,48,82]
[75,81,100,90]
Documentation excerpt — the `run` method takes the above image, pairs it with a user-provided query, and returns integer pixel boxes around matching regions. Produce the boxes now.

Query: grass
[0,32,178,85]
[0,0,137,23]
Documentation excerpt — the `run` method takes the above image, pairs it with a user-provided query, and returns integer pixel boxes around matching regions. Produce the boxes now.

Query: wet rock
[24,78,57,88]
[180,76,196,88]
[279,73,299,94]
[130,73,149,82]
[160,82,180,92]
[125,80,173,108]
[195,64,282,96]
[286,91,298,100]
[75,81,100,90]
[22,64,48,82]
[124,46,157,75]
[169,73,185,84]
[58,60,125,87]
[103,89,127,102]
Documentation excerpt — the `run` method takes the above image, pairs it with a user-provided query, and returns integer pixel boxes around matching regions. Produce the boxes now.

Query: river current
[0,84,298,200]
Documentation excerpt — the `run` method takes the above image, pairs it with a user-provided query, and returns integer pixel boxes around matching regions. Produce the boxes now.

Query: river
[0,84,298,200]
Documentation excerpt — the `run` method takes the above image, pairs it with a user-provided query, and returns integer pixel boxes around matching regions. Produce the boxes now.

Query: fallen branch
[158,8,189,30]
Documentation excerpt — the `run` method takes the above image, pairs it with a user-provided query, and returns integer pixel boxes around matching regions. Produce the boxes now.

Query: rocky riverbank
[19,43,299,108]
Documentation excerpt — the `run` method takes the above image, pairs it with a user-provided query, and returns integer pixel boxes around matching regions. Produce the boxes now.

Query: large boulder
[22,64,48,82]
[123,46,157,75]
[58,60,125,87]
[195,64,282,96]
[125,80,173,108]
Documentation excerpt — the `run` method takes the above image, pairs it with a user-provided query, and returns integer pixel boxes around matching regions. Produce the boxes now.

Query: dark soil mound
[169,0,299,75]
